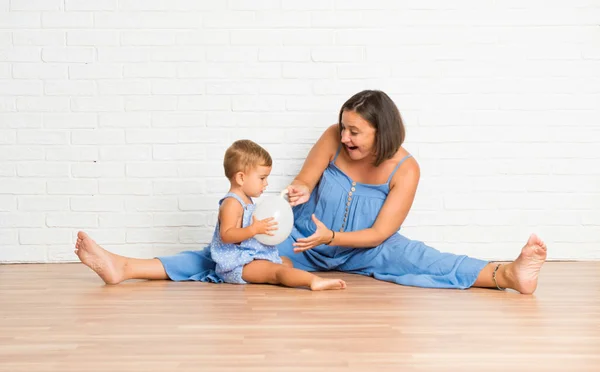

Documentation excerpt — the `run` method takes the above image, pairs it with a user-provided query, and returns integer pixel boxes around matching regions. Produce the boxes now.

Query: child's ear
[234,171,244,186]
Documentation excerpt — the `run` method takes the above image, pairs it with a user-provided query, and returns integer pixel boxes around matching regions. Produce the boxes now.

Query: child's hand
[250,216,278,236]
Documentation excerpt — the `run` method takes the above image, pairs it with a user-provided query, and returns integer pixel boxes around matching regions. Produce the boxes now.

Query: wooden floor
[0,262,599,372]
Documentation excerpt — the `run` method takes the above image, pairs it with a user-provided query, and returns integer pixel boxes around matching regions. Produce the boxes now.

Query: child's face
[242,165,271,198]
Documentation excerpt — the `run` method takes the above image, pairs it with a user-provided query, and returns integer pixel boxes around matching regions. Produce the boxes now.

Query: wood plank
[0,262,598,372]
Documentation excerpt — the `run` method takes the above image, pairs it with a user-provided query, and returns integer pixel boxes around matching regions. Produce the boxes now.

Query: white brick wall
[1,2,599,263]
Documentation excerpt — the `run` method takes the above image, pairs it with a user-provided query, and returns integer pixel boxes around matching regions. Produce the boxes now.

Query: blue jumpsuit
[209,192,282,284]
[158,150,488,289]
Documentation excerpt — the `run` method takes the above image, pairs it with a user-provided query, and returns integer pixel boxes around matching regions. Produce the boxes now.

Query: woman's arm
[287,124,339,206]
[293,157,420,251]
[338,157,419,247]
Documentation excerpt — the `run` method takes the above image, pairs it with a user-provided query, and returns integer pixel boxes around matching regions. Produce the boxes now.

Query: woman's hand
[293,214,334,253]
[250,216,278,236]
[286,184,310,207]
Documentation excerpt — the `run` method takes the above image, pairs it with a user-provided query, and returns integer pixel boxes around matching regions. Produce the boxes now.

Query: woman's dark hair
[338,90,405,166]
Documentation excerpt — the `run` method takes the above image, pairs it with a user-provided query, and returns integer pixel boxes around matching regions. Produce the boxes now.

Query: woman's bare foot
[505,234,547,294]
[310,277,347,291]
[75,231,126,285]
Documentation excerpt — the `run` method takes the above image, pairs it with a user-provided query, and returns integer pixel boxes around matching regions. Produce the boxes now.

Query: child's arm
[219,198,277,244]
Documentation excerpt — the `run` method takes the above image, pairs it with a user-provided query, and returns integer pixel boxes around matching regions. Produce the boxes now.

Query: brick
[46,213,98,227]
[18,130,68,145]
[311,47,363,62]
[16,97,70,112]
[18,196,69,211]
[45,146,98,161]
[125,96,177,111]
[65,0,117,11]
[17,162,69,177]
[153,144,206,160]
[94,12,202,29]
[125,197,178,212]
[98,213,152,228]
[151,112,205,128]
[12,30,65,46]
[231,96,285,112]
[177,96,230,111]
[71,130,125,145]
[42,12,94,28]
[14,62,68,78]
[48,180,98,195]
[177,30,229,46]
[0,47,41,62]
[0,213,45,227]
[44,80,95,96]
[126,163,178,177]
[259,47,310,62]
[0,130,15,144]
[99,112,151,128]
[71,97,124,112]
[177,128,230,143]
[0,146,44,160]
[178,195,221,211]
[231,30,282,45]
[20,229,71,244]
[67,30,119,46]
[123,63,177,78]
[0,196,17,211]
[0,163,15,177]
[121,31,177,46]
[151,80,205,95]
[126,229,178,243]
[99,146,151,161]
[99,180,152,195]
[0,12,41,28]
[10,0,62,11]
[71,163,125,178]
[69,64,122,79]
[206,47,258,62]
[43,113,97,129]
[71,196,123,211]
[154,213,207,227]
[282,63,335,79]
[126,130,177,144]
[153,180,206,195]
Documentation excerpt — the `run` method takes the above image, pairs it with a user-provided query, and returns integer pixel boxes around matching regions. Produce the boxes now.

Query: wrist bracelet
[325,229,335,245]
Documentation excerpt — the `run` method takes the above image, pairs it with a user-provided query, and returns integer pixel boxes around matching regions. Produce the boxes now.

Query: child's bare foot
[505,234,547,295]
[310,277,346,291]
[75,231,125,285]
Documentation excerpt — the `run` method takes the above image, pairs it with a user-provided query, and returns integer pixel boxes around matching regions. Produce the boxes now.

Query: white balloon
[253,190,294,246]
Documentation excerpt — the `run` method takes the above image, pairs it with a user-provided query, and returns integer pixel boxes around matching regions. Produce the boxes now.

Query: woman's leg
[472,234,547,294]
[75,231,219,284]
[339,232,547,294]
[75,231,168,284]
[276,230,324,272]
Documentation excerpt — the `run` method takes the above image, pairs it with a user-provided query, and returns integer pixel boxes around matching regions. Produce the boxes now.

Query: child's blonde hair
[223,140,272,180]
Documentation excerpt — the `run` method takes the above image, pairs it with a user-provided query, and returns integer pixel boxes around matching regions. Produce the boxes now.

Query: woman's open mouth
[346,145,359,151]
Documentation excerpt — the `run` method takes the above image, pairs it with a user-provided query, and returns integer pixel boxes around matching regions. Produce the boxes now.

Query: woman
[75,90,547,294]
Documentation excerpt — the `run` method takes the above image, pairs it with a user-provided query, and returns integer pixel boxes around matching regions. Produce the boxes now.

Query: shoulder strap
[332,144,343,163]
[219,192,247,208]
[386,154,413,184]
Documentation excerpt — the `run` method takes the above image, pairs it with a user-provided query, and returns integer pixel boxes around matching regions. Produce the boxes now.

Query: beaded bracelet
[492,263,506,290]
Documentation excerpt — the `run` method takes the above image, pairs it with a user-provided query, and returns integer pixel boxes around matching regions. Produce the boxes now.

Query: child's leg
[281,256,293,268]
[242,260,346,291]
